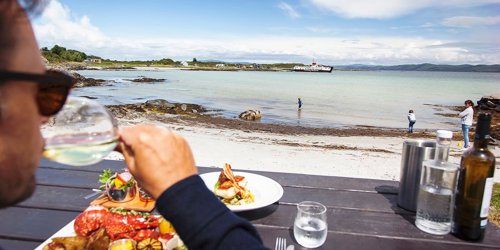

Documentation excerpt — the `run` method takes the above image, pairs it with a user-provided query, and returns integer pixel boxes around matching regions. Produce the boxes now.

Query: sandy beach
[105,114,500,183]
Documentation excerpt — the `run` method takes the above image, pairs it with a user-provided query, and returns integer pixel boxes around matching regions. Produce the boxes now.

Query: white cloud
[32,0,500,65]
[33,0,108,50]
[307,0,500,19]
[442,15,500,27]
[277,2,300,19]
[306,27,335,33]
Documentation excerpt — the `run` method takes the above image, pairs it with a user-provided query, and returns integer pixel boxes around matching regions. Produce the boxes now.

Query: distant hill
[40,45,499,72]
[335,63,500,73]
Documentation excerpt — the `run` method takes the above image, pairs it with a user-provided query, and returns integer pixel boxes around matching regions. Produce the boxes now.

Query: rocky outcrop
[477,95,500,112]
[72,72,112,88]
[239,110,262,121]
[106,99,206,119]
[126,77,166,83]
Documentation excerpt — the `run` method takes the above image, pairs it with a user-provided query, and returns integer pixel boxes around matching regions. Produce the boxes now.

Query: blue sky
[33,0,500,65]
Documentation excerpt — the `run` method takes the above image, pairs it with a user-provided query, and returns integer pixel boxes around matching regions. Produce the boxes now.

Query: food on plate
[139,188,154,203]
[43,228,110,250]
[137,238,163,250]
[172,246,187,250]
[108,239,136,250]
[214,163,254,205]
[42,236,88,250]
[99,169,137,202]
[45,206,187,250]
[158,219,175,235]
[74,206,159,240]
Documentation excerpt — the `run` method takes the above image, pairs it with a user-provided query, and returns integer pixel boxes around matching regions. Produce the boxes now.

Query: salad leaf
[98,169,113,190]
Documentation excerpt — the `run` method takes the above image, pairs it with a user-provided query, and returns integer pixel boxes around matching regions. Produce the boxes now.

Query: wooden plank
[0,207,79,241]
[255,226,500,250]
[197,167,399,193]
[241,204,500,247]
[23,183,401,215]
[18,186,93,212]
[39,159,400,193]
[36,167,402,213]
[0,239,41,250]
[36,168,100,189]
[280,186,407,214]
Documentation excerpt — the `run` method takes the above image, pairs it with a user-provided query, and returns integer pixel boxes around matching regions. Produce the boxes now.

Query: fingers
[116,124,197,197]
[118,141,136,170]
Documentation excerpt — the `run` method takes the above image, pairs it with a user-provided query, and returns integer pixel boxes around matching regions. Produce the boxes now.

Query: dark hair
[409,110,414,113]
[465,100,473,106]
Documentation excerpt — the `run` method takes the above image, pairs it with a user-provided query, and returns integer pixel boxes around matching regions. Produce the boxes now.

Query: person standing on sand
[407,110,416,133]
[298,97,303,110]
[459,100,474,149]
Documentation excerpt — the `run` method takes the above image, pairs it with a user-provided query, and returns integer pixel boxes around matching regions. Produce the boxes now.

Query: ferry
[292,60,333,73]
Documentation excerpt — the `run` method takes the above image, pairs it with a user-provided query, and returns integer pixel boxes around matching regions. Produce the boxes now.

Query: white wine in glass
[42,96,118,166]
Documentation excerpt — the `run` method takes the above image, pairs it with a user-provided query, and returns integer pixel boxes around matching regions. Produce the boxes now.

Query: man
[0,1,263,249]
[459,100,474,149]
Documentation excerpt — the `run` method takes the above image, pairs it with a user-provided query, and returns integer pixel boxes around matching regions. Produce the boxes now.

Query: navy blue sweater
[156,175,265,250]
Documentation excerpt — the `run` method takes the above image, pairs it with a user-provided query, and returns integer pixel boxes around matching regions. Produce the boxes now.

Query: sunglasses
[0,69,76,116]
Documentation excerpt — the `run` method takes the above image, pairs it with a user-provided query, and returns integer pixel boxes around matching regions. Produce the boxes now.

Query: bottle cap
[476,113,491,138]
[436,130,453,139]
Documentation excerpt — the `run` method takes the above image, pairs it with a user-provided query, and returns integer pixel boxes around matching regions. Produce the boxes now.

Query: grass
[490,183,500,226]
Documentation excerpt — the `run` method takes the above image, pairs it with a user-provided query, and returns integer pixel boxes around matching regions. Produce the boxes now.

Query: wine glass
[41,96,118,166]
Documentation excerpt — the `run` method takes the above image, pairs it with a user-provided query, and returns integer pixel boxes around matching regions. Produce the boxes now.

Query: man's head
[0,0,47,207]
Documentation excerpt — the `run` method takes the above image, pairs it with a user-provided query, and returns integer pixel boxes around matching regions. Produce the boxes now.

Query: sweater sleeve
[156,175,265,250]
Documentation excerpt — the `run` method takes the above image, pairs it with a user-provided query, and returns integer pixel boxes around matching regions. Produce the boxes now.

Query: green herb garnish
[98,169,113,190]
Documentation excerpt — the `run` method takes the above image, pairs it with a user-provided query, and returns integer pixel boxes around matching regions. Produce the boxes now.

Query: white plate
[200,171,284,212]
[34,219,184,250]
[35,220,75,250]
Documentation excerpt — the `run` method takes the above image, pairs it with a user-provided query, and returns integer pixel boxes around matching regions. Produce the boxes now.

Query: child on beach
[298,97,303,110]
[407,110,416,133]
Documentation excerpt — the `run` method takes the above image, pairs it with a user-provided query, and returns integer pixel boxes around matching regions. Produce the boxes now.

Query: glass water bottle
[415,130,459,235]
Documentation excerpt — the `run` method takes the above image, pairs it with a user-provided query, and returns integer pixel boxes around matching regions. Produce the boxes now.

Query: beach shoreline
[102,106,500,183]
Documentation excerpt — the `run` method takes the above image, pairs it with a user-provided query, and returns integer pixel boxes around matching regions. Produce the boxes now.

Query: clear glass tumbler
[293,201,328,248]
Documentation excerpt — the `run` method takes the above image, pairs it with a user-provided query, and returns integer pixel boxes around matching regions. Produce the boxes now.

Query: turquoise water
[73,69,500,130]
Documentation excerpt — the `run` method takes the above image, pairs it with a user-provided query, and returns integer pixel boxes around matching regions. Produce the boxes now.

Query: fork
[275,237,286,250]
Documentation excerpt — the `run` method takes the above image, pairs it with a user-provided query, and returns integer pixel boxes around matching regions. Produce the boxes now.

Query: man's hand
[118,124,197,199]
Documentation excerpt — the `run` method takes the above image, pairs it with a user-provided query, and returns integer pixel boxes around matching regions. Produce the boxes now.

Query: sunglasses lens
[37,84,69,116]
[37,71,73,116]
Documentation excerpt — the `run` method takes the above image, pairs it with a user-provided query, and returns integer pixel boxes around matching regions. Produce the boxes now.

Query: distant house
[84,58,102,63]
[181,61,189,67]
[216,63,225,68]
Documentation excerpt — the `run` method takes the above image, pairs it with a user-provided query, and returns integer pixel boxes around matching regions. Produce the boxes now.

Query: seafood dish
[43,206,187,250]
[214,163,255,205]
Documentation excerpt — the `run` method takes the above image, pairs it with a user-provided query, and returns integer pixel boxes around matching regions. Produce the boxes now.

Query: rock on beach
[239,110,262,121]
[106,99,206,119]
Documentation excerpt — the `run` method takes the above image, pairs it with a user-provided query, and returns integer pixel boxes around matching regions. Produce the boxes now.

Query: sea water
[74,69,500,130]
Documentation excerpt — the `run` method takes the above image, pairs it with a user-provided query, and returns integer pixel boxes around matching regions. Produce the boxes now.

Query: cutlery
[275,237,286,250]
[84,189,103,199]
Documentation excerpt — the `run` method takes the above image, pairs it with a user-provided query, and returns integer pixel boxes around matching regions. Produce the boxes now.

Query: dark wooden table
[0,159,499,250]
